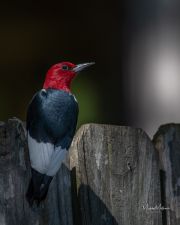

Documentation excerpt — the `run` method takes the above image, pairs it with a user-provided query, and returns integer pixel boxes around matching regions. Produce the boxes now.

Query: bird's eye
[62,65,69,70]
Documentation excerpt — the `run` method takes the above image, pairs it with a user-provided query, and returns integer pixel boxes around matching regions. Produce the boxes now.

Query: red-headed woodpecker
[26,61,95,206]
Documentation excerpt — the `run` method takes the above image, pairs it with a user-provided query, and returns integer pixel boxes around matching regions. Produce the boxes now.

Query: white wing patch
[28,133,54,174]
[28,133,67,176]
[46,146,67,176]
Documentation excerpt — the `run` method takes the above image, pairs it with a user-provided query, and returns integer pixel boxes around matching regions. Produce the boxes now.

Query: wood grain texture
[0,118,73,225]
[70,124,162,225]
[153,124,180,225]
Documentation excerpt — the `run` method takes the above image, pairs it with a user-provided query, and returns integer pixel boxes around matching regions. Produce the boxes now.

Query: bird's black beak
[73,62,95,73]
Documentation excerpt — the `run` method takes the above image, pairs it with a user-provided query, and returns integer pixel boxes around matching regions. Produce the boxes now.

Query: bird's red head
[43,61,95,92]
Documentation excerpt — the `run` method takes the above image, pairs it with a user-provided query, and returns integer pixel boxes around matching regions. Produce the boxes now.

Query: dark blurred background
[1,0,180,137]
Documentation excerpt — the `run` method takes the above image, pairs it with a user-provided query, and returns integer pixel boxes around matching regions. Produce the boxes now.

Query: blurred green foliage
[72,73,101,128]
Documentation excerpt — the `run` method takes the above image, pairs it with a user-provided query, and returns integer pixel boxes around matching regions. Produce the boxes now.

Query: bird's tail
[26,168,53,207]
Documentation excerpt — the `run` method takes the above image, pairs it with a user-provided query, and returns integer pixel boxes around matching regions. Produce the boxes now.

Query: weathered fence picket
[70,124,162,225]
[153,124,180,225]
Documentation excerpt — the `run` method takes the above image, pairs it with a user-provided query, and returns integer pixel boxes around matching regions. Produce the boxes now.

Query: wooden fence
[0,118,179,225]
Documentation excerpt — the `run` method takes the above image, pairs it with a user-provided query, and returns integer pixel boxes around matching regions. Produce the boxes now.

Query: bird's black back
[27,88,78,149]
